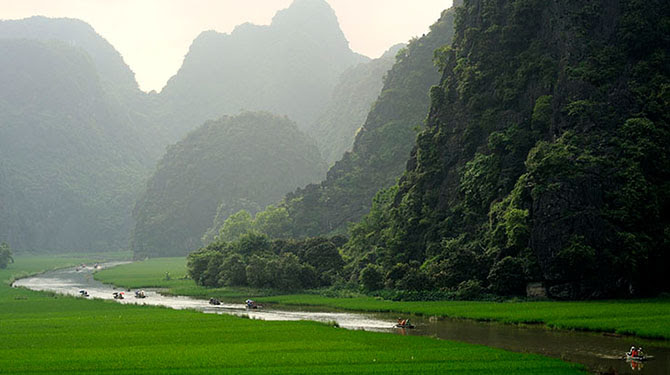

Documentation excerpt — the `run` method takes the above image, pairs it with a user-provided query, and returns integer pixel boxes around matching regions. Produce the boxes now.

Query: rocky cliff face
[157,0,367,142]
[275,6,458,237]
[348,0,669,298]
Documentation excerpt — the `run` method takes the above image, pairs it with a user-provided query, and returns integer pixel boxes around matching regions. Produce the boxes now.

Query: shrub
[359,264,384,291]
[487,256,526,295]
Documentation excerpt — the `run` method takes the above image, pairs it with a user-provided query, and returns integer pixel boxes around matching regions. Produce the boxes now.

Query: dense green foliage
[187,234,345,290]
[132,112,325,258]
[99,258,670,340]
[309,44,403,165]
[344,0,670,299]
[5,256,584,374]
[0,34,155,252]
[157,0,367,142]
[249,6,458,238]
[0,243,13,269]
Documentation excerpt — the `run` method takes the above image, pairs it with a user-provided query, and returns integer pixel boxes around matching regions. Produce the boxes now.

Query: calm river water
[13,263,670,375]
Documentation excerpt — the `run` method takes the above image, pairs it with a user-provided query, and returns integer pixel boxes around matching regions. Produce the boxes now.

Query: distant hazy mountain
[0,39,149,252]
[158,0,368,141]
[268,7,457,237]
[132,112,326,258]
[0,16,137,92]
[310,44,404,165]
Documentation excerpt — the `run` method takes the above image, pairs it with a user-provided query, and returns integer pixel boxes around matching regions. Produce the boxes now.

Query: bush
[487,256,526,295]
[0,243,13,269]
[454,280,485,300]
[218,253,247,286]
[359,264,384,291]
[396,268,432,291]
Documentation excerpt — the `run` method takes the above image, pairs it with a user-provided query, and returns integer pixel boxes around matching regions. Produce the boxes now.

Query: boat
[113,292,124,300]
[394,323,415,329]
[626,353,647,362]
[209,298,221,305]
[79,290,89,297]
[135,290,146,299]
[245,299,261,309]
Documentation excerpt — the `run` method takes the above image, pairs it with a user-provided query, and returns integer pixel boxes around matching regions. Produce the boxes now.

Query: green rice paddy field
[96,257,670,340]
[1,255,584,374]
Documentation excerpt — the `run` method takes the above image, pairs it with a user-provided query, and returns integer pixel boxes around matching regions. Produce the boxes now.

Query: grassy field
[97,257,670,340]
[1,255,584,374]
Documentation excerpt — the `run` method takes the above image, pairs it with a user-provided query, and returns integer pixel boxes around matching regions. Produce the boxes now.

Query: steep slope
[310,44,404,165]
[347,0,670,299]
[272,6,458,237]
[0,16,166,160]
[132,112,326,258]
[0,16,136,92]
[0,39,148,252]
[158,0,367,141]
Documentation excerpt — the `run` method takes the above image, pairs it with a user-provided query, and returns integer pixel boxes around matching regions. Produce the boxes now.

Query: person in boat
[629,346,638,357]
[637,347,644,358]
[397,318,411,327]
[245,299,257,309]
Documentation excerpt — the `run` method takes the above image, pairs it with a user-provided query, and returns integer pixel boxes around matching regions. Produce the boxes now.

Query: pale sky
[0,0,452,92]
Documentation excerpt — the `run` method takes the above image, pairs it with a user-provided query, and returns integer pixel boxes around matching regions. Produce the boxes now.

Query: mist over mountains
[0,0,393,253]
[0,38,149,251]
[157,0,368,142]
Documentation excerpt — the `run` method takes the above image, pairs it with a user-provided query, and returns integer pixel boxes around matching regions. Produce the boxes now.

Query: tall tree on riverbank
[0,243,13,269]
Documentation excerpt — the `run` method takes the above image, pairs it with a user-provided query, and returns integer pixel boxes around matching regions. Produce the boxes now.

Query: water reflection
[13,264,670,375]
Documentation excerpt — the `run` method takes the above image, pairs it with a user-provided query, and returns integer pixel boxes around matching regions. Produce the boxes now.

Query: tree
[253,205,292,238]
[487,256,526,296]
[218,210,254,242]
[0,242,13,269]
[359,264,383,291]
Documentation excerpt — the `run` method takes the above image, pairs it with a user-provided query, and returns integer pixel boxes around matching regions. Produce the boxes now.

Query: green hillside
[272,5,458,237]
[0,39,149,252]
[345,0,670,299]
[132,112,326,258]
[310,44,404,165]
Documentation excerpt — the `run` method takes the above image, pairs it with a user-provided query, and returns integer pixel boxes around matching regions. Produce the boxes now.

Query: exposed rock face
[347,0,669,299]
[277,7,458,237]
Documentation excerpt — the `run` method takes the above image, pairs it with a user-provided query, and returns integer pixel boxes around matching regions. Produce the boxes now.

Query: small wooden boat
[626,353,647,362]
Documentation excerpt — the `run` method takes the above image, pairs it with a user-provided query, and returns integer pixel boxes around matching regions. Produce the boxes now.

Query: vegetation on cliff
[343,0,670,299]
[0,37,152,252]
[309,44,404,165]
[132,112,325,258]
[248,6,458,238]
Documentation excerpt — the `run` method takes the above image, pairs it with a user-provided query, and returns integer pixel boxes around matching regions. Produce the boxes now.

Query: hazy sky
[0,0,452,92]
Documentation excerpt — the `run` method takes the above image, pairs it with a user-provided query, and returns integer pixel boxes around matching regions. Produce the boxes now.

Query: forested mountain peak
[132,112,326,258]
[0,38,149,252]
[158,0,367,141]
[262,5,459,237]
[309,42,406,165]
[0,16,138,92]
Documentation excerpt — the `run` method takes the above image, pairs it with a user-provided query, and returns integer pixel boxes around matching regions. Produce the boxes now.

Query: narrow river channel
[13,263,670,375]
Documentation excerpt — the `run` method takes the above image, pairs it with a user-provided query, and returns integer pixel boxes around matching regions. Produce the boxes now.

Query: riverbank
[2,255,584,374]
[95,257,670,341]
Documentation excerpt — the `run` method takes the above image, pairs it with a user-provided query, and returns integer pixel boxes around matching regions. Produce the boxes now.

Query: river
[13,263,670,374]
